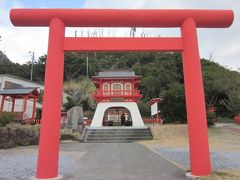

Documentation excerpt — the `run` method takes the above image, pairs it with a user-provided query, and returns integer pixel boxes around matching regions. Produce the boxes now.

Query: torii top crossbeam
[10,9,233,28]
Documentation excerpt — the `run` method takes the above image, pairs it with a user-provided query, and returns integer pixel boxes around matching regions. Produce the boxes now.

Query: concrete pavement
[63,143,187,180]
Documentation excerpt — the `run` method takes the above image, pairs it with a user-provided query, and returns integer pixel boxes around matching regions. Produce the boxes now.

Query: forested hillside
[1,52,240,122]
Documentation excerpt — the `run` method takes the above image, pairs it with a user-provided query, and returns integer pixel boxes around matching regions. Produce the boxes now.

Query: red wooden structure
[10,9,234,179]
[92,69,142,102]
[234,115,240,124]
[0,88,39,121]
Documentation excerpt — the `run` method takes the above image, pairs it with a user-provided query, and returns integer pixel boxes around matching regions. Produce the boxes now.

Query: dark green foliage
[2,51,240,123]
[138,101,150,118]
[202,59,240,116]
[207,111,217,127]
[160,83,186,123]
[36,108,42,119]
[60,133,78,141]
[0,112,16,126]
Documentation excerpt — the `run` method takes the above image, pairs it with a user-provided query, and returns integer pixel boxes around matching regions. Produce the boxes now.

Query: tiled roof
[94,69,141,78]
[0,88,38,95]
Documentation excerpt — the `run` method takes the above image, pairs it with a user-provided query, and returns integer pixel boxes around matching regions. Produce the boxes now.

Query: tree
[63,77,96,111]
[159,82,186,123]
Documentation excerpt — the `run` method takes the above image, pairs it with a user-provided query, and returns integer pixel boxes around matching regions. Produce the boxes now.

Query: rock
[67,106,84,131]
[15,127,38,146]
[0,127,16,148]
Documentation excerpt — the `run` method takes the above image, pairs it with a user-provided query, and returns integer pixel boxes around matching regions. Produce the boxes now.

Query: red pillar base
[31,175,63,180]
[185,172,201,178]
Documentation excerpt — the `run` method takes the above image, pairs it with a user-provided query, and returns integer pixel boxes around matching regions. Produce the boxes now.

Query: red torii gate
[10,9,234,179]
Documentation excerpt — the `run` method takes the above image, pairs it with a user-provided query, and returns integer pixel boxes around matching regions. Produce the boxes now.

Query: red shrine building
[91,69,145,127]
[0,87,40,121]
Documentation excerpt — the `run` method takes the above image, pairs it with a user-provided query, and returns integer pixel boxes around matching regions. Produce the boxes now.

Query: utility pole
[130,27,136,37]
[86,31,89,77]
[86,52,89,77]
[29,51,35,81]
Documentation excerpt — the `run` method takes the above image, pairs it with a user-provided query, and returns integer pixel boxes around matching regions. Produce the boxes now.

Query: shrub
[0,112,16,126]
[160,83,187,123]
[36,108,42,119]
[207,111,217,127]
[60,128,80,141]
[61,133,77,141]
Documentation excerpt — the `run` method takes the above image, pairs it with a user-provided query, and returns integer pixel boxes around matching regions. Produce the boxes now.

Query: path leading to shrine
[1,135,240,179]
[63,143,187,180]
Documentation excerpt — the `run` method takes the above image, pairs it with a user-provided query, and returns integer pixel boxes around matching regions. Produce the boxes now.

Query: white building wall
[91,102,145,127]
[0,74,44,91]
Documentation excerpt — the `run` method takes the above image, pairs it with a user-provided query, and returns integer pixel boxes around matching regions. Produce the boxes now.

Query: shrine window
[112,83,122,95]
[103,83,110,90]
[103,83,110,95]
[125,83,132,95]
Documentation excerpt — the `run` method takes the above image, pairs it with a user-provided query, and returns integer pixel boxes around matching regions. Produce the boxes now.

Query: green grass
[217,117,234,123]
[214,171,232,177]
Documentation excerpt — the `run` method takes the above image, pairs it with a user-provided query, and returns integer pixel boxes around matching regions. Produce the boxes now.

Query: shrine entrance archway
[92,102,144,127]
[102,106,132,127]
[10,9,234,179]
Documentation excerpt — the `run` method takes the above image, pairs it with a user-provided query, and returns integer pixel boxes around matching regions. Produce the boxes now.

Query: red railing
[143,118,163,125]
[19,112,67,125]
[234,115,240,125]
[25,118,41,125]
[83,119,92,126]
[93,90,141,98]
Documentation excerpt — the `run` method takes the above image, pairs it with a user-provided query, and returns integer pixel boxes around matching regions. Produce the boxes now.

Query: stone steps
[82,127,153,143]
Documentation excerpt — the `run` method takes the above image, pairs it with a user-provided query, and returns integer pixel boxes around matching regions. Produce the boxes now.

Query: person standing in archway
[121,113,126,126]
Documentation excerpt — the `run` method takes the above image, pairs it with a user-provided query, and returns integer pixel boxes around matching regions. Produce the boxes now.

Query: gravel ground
[0,149,76,180]
[152,145,240,170]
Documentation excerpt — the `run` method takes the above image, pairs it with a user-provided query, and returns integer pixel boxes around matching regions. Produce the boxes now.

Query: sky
[0,0,239,71]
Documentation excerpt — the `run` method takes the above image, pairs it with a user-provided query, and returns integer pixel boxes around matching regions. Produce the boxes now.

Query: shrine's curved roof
[92,69,142,79]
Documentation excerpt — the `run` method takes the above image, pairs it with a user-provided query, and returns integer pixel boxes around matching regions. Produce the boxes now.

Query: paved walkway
[63,143,187,180]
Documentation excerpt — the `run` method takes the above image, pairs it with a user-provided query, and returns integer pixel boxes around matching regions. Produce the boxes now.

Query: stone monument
[67,106,84,131]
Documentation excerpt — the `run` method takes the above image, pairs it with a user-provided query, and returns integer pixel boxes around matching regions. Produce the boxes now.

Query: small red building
[0,87,40,121]
[91,69,145,127]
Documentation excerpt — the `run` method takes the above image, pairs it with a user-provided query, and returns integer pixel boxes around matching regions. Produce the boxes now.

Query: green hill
[1,52,239,122]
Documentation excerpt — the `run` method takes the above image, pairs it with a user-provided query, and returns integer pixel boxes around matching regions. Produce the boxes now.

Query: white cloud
[82,0,240,70]
[0,0,239,71]
[0,0,48,64]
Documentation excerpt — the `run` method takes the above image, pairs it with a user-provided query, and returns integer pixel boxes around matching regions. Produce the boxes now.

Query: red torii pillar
[10,9,234,179]
[181,19,211,174]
